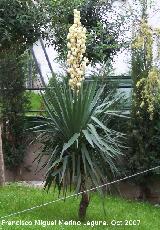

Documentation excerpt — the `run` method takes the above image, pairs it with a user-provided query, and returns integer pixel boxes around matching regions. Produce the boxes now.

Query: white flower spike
[67,9,88,91]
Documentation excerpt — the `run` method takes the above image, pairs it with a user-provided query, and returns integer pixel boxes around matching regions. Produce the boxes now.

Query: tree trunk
[78,179,90,221]
[0,124,5,186]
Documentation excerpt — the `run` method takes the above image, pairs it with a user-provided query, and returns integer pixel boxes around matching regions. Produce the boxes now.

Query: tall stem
[78,177,90,221]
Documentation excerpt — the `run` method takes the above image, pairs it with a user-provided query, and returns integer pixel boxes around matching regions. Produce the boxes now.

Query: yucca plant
[27,9,126,221]
[27,75,125,220]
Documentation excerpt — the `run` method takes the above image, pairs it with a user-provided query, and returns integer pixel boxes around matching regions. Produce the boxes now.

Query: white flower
[67,9,88,91]
[77,82,81,88]
[67,42,71,49]
[79,54,83,60]
[67,68,72,73]
[83,27,87,33]
[70,38,75,43]
[84,57,89,63]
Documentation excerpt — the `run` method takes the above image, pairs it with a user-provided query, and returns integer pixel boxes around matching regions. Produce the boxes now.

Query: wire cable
[0,165,160,220]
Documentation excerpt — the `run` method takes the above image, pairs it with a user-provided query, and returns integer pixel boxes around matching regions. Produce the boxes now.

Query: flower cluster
[136,68,160,120]
[67,9,89,91]
[132,20,153,61]
[155,28,160,59]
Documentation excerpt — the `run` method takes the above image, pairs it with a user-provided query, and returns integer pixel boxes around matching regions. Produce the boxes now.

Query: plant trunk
[78,179,90,221]
[0,124,5,186]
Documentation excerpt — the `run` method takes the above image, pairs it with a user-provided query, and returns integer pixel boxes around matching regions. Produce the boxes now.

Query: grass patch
[25,92,43,115]
[0,183,159,230]
[29,92,42,111]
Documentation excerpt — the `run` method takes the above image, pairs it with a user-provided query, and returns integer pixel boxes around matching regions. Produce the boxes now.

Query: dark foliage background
[0,0,50,169]
[49,0,128,65]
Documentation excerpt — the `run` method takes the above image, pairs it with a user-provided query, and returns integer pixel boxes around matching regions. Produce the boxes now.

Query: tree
[49,0,127,64]
[27,9,126,220]
[0,52,30,170]
[125,0,160,199]
[0,0,50,54]
[0,0,50,171]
